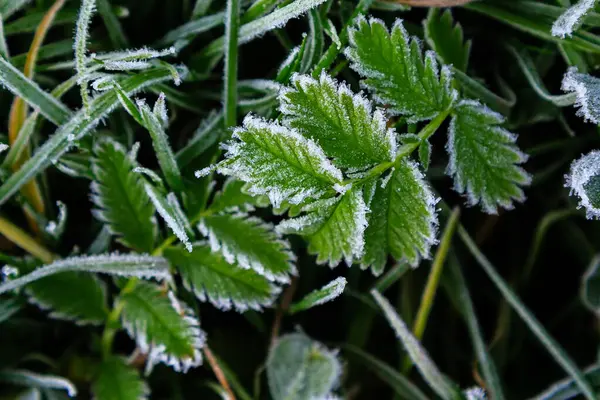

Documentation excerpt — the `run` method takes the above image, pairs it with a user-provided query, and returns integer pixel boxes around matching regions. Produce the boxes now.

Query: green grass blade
[457,225,597,400]
[0,17,8,58]
[444,254,505,400]
[158,12,224,47]
[343,345,429,400]
[0,67,179,207]
[0,0,32,20]
[466,2,600,53]
[224,0,240,128]
[452,68,514,116]
[0,56,71,125]
[96,0,128,49]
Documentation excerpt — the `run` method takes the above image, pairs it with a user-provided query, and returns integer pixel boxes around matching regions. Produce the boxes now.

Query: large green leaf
[119,281,205,373]
[92,356,148,400]
[361,160,438,275]
[92,138,156,253]
[210,114,343,208]
[165,244,279,312]
[346,16,456,122]
[280,72,397,170]
[447,100,531,213]
[198,213,295,283]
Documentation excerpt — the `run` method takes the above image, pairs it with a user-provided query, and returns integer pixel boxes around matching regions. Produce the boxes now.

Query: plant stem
[402,207,460,374]
[0,216,55,263]
[100,278,138,359]
[204,346,237,400]
[224,0,240,128]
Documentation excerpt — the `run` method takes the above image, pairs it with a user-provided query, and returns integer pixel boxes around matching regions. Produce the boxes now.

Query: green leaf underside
[447,100,530,213]
[92,356,150,400]
[214,115,343,208]
[424,9,471,73]
[346,16,456,123]
[198,213,295,283]
[92,356,148,400]
[119,281,205,373]
[165,244,279,312]
[280,72,397,170]
[26,272,107,325]
[278,185,368,267]
[267,333,341,400]
[144,184,192,252]
[289,276,346,314]
[0,67,179,207]
[362,160,439,275]
[92,138,156,253]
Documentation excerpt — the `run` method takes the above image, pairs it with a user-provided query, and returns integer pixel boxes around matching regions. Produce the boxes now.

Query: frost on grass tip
[551,0,596,38]
[565,150,600,219]
[561,67,600,124]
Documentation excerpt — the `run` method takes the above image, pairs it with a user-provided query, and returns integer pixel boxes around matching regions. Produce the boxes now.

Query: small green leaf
[208,114,343,208]
[424,8,471,73]
[199,213,295,283]
[92,356,148,400]
[289,276,346,314]
[280,72,397,169]
[145,184,192,252]
[362,160,438,275]
[346,17,456,122]
[278,185,368,267]
[92,138,156,253]
[165,244,279,312]
[119,282,205,373]
[447,100,530,214]
[26,272,107,325]
[267,333,341,400]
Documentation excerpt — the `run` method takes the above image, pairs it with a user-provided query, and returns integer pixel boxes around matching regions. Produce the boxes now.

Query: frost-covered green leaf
[75,0,96,114]
[552,0,597,38]
[92,356,149,400]
[424,8,471,72]
[119,281,205,373]
[371,290,460,400]
[300,8,324,74]
[0,254,170,295]
[362,160,438,275]
[566,150,600,219]
[280,72,397,170]
[561,67,600,124]
[289,276,346,314]
[92,138,156,253]
[447,100,530,214]
[138,98,183,191]
[144,184,192,252]
[26,272,107,325]
[278,185,367,267]
[206,115,343,208]
[345,16,456,122]
[165,244,279,312]
[267,333,341,400]
[199,213,295,283]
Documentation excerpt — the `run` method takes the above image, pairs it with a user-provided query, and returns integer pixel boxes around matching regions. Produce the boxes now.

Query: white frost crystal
[566,150,600,219]
[551,0,596,38]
